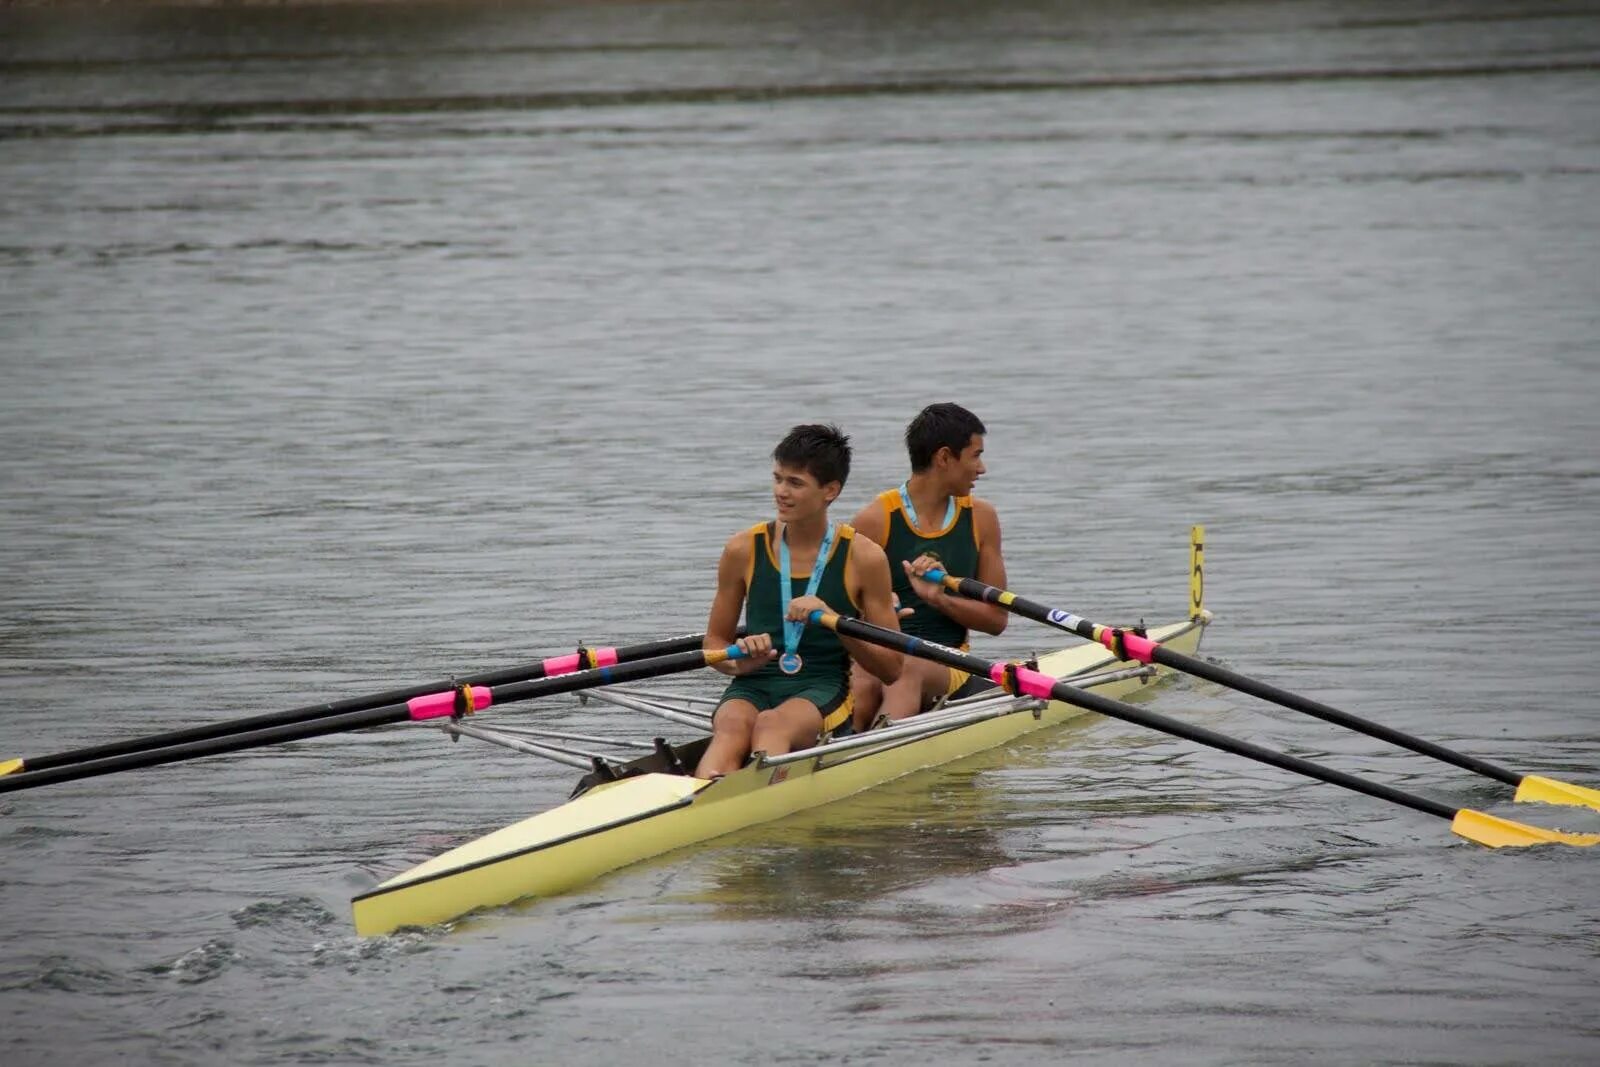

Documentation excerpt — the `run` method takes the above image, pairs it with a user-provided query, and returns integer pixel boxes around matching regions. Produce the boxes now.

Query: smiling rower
[695,424,903,779]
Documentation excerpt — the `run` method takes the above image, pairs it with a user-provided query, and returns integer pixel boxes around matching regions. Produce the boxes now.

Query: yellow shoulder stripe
[877,488,902,535]
[744,522,767,589]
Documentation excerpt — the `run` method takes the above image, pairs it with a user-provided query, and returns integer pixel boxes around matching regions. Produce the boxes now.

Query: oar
[0,644,747,794]
[0,631,717,779]
[810,610,1599,849]
[923,569,1600,813]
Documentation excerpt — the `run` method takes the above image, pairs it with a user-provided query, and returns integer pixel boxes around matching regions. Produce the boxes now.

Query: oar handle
[924,568,1100,641]
[0,645,745,794]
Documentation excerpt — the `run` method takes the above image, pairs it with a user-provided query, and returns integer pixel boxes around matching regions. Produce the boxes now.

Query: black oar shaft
[948,578,1097,640]
[1148,649,1520,787]
[944,575,1522,788]
[822,614,1459,823]
[0,705,417,793]
[15,632,712,774]
[0,646,730,794]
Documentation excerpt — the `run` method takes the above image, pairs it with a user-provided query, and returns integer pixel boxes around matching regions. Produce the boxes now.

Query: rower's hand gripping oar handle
[923,567,1152,658]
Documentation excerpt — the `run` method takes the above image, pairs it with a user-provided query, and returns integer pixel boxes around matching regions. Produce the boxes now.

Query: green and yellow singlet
[740,520,860,689]
[874,488,980,648]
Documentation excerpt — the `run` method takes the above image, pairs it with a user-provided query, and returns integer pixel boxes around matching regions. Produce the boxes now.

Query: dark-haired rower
[850,403,1008,730]
[695,424,904,779]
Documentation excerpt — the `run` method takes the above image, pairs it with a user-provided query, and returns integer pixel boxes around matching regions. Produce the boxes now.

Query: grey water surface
[2,1,1598,1063]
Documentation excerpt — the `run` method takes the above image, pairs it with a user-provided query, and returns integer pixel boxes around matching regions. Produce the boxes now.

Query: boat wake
[147,939,241,986]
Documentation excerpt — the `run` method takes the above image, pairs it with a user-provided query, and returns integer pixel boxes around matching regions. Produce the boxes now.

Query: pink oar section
[538,647,621,677]
[986,663,1057,699]
[407,686,496,721]
[1099,629,1159,663]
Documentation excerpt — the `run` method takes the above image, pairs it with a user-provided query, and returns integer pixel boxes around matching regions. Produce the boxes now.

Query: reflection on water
[678,767,1020,919]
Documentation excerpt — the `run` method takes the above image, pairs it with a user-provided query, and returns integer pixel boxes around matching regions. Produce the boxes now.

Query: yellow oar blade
[0,759,22,777]
[1451,809,1600,849]
[1513,774,1600,812]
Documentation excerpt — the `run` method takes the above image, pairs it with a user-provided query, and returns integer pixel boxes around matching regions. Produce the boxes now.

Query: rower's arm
[706,531,771,676]
[841,537,904,684]
[912,500,1010,636]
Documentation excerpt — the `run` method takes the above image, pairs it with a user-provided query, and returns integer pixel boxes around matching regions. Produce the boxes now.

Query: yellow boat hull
[352,615,1206,935]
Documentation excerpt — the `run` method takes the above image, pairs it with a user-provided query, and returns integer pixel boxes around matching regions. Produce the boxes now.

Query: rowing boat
[10,526,1593,938]
[350,611,1208,935]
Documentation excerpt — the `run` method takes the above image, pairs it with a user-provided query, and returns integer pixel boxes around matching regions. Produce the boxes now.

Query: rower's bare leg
[750,697,824,757]
[695,698,760,778]
[849,661,884,732]
[879,658,951,722]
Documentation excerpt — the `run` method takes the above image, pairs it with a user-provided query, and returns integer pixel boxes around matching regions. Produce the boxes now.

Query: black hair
[773,423,852,489]
[905,403,986,471]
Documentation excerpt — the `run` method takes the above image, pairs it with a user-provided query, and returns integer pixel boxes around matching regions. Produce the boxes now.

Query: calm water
[2,1,1598,1063]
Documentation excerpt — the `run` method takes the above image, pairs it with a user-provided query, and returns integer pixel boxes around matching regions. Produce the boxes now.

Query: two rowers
[695,405,1008,779]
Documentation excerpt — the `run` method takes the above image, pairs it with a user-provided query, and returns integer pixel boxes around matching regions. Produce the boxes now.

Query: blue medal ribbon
[898,482,955,532]
[777,521,836,675]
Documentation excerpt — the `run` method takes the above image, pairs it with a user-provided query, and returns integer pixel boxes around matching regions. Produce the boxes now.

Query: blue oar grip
[723,644,747,660]
[806,609,826,626]
[924,568,948,582]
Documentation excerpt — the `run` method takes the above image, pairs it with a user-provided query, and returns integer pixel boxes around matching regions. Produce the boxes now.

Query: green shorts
[716,673,853,736]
